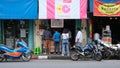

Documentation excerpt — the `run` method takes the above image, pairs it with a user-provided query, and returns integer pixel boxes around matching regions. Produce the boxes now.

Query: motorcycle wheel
[117,51,120,59]
[94,54,102,61]
[0,57,4,62]
[0,54,6,62]
[21,53,32,62]
[104,51,111,59]
[70,50,79,61]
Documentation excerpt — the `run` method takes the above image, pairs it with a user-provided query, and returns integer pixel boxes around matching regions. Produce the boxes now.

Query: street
[0,59,120,68]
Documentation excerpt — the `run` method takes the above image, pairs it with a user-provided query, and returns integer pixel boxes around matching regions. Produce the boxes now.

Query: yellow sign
[98,3,120,15]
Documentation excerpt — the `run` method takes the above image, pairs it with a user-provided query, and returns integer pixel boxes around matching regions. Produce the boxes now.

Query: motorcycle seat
[74,45,84,51]
[0,45,15,52]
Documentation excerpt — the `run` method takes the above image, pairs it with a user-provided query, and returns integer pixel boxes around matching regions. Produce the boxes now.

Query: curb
[32,55,71,60]
[38,56,48,59]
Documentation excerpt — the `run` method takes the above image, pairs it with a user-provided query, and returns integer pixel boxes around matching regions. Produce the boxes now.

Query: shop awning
[0,0,38,19]
[39,0,87,19]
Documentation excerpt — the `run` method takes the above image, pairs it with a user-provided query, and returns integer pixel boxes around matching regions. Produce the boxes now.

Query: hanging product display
[102,25,112,44]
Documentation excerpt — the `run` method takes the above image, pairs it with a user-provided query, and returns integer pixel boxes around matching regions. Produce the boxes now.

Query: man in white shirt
[75,28,84,55]
[75,28,83,46]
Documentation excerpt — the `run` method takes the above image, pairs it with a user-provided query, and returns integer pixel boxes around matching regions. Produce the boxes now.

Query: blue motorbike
[0,40,32,62]
[70,42,102,61]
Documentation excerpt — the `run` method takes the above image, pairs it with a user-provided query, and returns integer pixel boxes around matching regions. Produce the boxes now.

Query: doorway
[47,19,76,45]
[45,19,76,52]
[3,20,29,48]
[64,19,76,46]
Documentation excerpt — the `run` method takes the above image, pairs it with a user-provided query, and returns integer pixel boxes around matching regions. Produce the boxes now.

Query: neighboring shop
[0,20,34,50]
[0,0,37,50]
[89,0,120,44]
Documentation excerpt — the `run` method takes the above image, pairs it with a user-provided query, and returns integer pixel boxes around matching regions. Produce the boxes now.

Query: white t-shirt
[75,31,83,43]
[62,33,69,39]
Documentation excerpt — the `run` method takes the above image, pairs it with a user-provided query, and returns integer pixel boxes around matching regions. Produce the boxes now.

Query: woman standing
[61,28,70,56]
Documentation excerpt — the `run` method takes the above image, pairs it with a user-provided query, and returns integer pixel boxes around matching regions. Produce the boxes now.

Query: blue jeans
[62,39,70,56]
[54,41,60,54]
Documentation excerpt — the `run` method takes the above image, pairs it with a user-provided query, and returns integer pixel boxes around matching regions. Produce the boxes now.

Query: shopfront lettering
[98,4,120,15]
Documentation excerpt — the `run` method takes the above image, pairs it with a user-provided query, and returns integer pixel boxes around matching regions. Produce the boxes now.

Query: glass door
[3,20,29,48]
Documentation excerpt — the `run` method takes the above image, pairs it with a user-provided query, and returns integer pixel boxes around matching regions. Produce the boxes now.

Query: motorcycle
[97,39,120,59]
[70,42,102,61]
[0,40,32,62]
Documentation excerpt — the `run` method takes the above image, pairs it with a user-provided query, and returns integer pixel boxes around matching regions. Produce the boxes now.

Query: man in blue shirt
[53,30,61,54]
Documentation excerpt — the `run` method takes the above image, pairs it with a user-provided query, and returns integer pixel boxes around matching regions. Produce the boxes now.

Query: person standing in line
[75,28,83,46]
[43,27,52,54]
[61,28,70,56]
[53,29,61,55]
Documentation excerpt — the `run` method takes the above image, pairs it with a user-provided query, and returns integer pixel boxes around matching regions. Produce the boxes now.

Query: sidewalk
[32,54,71,60]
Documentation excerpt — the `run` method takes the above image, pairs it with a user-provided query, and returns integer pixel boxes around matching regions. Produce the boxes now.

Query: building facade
[0,0,120,52]
[0,0,103,54]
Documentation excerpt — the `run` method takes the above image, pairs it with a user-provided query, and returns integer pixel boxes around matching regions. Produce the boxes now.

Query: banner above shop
[94,0,120,16]
[0,0,38,19]
[39,0,87,19]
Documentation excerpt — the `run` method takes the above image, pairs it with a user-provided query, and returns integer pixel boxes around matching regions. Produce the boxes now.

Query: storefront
[92,17,120,44]
[34,19,88,53]
[30,0,88,54]
[0,0,37,50]
[0,0,88,54]
[89,0,120,44]
[0,20,34,50]
[3,20,29,48]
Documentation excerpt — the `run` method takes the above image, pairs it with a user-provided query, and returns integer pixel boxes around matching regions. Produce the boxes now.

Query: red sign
[94,0,120,16]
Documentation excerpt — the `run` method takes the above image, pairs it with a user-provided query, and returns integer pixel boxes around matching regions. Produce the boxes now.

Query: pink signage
[63,0,71,3]
[39,0,87,19]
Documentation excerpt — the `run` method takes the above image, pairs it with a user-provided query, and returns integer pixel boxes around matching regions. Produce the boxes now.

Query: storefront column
[75,19,81,34]
[34,20,42,54]
[0,21,4,43]
[81,19,87,45]
[87,19,93,43]
[28,20,34,51]
[0,21,2,43]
